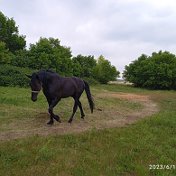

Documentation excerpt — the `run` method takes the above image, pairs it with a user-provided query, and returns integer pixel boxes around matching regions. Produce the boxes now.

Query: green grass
[0,86,142,127]
[0,85,176,176]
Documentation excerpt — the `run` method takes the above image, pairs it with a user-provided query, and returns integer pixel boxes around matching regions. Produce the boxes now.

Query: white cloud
[1,0,176,74]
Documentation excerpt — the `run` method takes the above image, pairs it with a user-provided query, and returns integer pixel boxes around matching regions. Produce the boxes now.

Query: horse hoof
[47,121,54,125]
[81,114,85,119]
[54,115,61,122]
[68,119,72,123]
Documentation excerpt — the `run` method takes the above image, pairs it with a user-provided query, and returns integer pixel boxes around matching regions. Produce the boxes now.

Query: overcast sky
[1,0,176,74]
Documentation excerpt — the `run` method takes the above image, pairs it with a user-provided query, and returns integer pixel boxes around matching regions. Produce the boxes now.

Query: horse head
[26,73,42,102]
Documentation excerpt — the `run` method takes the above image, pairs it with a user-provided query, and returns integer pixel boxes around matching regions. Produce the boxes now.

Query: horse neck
[38,71,61,89]
[38,71,48,88]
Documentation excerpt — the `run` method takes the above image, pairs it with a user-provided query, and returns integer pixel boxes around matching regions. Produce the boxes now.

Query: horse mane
[46,69,55,73]
[38,69,56,77]
[37,69,60,86]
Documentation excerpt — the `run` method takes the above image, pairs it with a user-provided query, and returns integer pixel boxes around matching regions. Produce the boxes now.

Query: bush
[123,51,176,90]
[93,55,120,84]
[82,77,99,85]
[0,64,33,87]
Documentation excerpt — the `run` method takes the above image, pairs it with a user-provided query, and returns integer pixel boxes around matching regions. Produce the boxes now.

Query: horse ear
[25,74,32,79]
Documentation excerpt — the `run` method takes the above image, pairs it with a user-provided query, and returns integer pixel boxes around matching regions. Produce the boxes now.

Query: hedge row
[0,64,34,87]
[0,65,100,88]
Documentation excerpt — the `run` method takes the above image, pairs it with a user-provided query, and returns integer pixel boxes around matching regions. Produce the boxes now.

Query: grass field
[0,84,175,176]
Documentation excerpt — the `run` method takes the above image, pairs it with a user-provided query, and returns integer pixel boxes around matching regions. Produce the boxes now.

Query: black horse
[27,70,94,125]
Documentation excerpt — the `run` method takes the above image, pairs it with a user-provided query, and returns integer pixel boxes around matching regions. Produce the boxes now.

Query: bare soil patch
[0,93,158,141]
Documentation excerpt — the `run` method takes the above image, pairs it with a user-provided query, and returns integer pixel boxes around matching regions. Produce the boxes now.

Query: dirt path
[0,93,159,141]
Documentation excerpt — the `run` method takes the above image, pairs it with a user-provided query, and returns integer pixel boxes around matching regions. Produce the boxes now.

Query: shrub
[93,55,120,84]
[82,77,99,85]
[123,51,176,90]
[0,64,33,87]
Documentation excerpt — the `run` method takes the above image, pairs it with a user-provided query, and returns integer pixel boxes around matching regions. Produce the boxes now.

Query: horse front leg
[47,98,61,125]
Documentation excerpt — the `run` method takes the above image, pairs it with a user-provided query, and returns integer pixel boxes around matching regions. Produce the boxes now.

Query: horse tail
[83,80,94,113]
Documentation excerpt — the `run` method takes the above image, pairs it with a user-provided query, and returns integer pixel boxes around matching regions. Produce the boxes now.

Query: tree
[0,41,13,64]
[123,51,176,89]
[28,37,72,75]
[123,54,149,87]
[11,49,29,67]
[0,11,26,53]
[72,55,96,77]
[71,59,83,77]
[93,55,120,84]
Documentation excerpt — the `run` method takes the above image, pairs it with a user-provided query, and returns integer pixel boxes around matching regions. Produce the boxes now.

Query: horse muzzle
[31,91,40,102]
[31,97,37,102]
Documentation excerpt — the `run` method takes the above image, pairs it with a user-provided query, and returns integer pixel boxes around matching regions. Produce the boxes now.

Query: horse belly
[61,85,76,98]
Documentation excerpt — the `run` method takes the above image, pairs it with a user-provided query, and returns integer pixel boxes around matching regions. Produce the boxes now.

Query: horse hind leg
[68,100,78,123]
[77,100,85,119]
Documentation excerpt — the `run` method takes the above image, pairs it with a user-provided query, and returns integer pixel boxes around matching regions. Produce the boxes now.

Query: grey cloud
[1,0,176,74]
[92,1,176,45]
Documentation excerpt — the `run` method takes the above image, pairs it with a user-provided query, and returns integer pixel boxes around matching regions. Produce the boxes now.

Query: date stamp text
[149,164,175,170]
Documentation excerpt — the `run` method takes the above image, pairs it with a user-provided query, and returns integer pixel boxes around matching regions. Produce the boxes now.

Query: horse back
[62,77,85,96]
[49,76,85,98]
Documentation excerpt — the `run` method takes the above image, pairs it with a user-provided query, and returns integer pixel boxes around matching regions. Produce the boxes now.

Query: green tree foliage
[11,49,29,67]
[123,51,176,89]
[72,55,96,77]
[0,12,121,86]
[27,37,72,75]
[0,64,33,87]
[0,41,14,64]
[0,11,26,53]
[93,55,120,84]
